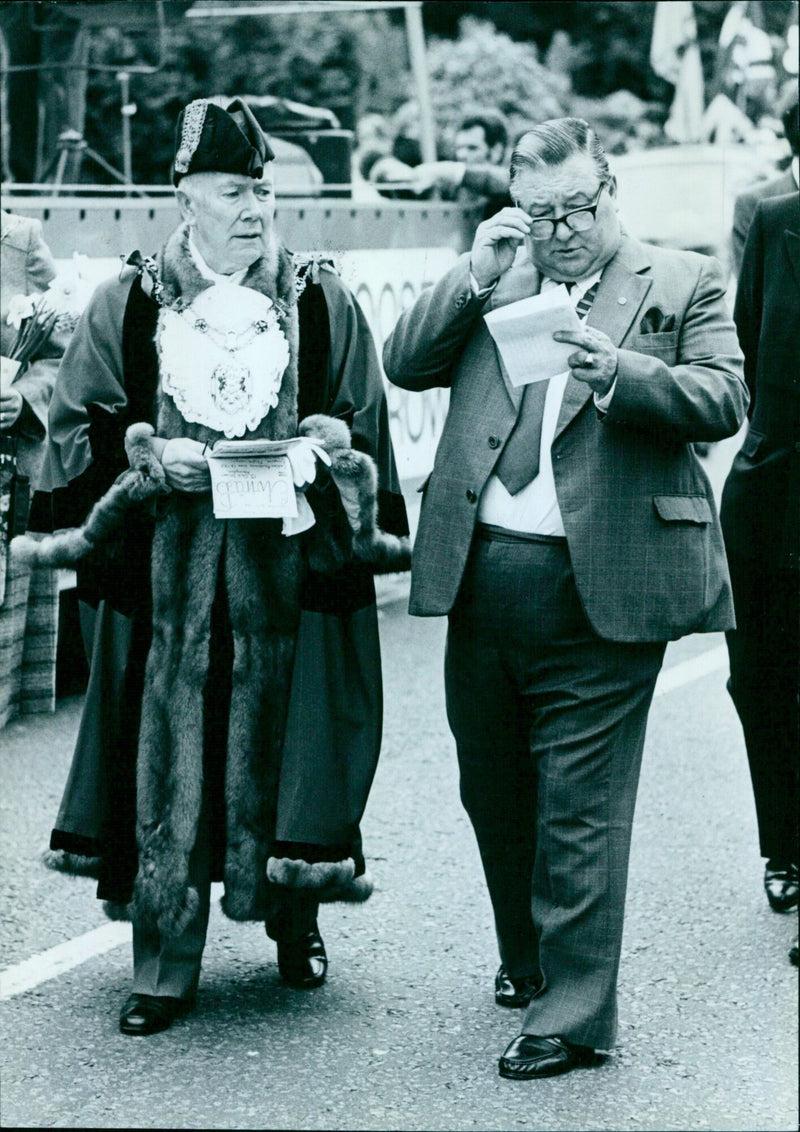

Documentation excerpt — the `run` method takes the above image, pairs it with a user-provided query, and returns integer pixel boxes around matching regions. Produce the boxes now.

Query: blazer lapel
[483,250,541,413]
[555,236,653,438]
[784,229,800,295]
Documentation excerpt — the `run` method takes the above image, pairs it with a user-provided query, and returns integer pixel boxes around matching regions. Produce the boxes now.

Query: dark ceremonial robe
[40,230,408,932]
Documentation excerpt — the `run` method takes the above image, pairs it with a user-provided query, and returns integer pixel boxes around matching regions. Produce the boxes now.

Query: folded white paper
[207,452,298,519]
[483,285,583,386]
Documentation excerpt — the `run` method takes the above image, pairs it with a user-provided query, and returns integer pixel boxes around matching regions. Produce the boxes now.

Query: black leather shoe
[495,965,540,1008]
[277,927,327,989]
[498,1034,598,1079]
[764,861,799,912]
[119,993,193,1036]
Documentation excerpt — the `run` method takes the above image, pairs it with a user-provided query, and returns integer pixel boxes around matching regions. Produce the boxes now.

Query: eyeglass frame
[516,183,608,241]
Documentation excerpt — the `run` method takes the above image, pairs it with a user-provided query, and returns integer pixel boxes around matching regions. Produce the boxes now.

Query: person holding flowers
[0,209,69,727]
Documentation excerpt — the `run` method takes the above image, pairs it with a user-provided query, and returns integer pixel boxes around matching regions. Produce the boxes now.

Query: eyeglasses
[520,185,606,240]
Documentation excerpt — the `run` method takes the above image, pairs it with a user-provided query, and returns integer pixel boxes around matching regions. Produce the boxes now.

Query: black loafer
[764,861,799,912]
[277,927,327,989]
[495,965,540,1008]
[119,993,193,1036]
[498,1034,598,1079]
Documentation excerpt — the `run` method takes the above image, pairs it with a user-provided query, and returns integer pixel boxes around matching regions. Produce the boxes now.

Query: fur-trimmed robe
[28,226,409,938]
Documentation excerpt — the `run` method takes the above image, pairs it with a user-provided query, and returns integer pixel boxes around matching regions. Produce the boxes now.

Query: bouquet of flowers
[0,292,58,557]
[1,293,59,387]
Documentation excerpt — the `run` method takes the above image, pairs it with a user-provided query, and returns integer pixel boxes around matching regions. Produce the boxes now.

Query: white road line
[1,648,729,1002]
[0,921,130,1001]
[654,643,728,697]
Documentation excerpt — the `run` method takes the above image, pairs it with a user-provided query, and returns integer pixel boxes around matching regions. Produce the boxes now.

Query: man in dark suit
[384,118,748,1079]
[721,191,799,926]
[731,91,798,274]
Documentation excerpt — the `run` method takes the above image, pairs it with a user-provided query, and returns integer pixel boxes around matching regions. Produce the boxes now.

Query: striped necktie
[494,280,599,495]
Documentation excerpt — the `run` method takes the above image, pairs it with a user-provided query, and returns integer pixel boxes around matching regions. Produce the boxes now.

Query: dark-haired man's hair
[458,112,508,153]
[510,118,611,192]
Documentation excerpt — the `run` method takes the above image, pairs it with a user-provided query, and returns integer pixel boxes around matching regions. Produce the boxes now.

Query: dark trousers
[445,528,665,1050]
[725,551,799,863]
[132,786,319,999]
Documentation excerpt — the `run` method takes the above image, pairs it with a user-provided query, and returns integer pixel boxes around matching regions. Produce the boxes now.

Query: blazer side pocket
[738,429,763,459]
[653,494,712,524]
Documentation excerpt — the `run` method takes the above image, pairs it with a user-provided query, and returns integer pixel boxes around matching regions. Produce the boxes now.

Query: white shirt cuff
[469,271,498,299]
[594,377,617,412]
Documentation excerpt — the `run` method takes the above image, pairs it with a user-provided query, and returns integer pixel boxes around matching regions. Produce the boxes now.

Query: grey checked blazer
[383,235,748,642]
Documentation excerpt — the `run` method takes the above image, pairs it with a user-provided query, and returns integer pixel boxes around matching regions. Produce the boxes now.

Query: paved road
[1,438,797,1130]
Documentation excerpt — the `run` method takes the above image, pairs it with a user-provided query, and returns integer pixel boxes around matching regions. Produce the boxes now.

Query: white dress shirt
[478,270,604,536]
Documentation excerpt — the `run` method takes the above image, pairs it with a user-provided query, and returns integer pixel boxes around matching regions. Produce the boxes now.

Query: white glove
[285,436,331,490]
[282,491,316,537]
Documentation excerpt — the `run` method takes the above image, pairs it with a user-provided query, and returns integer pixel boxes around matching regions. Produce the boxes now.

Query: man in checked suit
[383,118,748,1079]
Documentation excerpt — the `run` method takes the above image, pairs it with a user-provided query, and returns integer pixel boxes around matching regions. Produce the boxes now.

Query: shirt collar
[792,156,799,188]
[541,268,603,301]
[188,232,248,286]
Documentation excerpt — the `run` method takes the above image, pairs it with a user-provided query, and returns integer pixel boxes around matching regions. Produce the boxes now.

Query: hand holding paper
[285,436,332,489]
[483,286,584,386]
[552,325,619,395]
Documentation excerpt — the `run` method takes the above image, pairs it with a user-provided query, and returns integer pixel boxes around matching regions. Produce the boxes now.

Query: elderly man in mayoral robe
[27,97,409,1036]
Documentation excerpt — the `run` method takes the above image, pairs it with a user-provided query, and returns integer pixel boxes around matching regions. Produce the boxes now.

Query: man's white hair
[175,171,222,205]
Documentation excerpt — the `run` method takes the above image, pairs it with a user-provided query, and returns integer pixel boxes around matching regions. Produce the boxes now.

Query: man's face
[513,152,621,282]
[182,170,275,274]
[455,125,502,166]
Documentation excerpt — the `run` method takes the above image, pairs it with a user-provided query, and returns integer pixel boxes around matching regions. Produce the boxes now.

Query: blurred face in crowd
[177,169,275,274]
[455,125,504,166]
[513,151,621,283]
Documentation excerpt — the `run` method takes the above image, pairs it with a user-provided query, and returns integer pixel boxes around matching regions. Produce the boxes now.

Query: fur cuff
[102,900,133,922]
[42,848,102,879]
[299,414,410,573]
[10,423,169,570]
[266,855,374,903]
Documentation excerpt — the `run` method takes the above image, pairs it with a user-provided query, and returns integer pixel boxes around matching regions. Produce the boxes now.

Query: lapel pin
[618,296,628,305]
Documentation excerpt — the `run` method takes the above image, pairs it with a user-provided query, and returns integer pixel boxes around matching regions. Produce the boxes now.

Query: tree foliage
[82,7,407,184]
[425,17,569,149]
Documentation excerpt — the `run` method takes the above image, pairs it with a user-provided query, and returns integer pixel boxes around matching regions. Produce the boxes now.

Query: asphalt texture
[1,440,798,1131]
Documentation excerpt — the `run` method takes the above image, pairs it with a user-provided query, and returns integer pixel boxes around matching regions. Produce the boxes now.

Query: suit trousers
[445,527,665,1049]
[725,551,799,863]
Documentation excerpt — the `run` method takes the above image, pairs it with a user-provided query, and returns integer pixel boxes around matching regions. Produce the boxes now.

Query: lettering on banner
[343,248,457,482]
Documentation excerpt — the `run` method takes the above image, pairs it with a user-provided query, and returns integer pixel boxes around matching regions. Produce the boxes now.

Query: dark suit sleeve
[732,191,757,276]
[606,255,748,443]
[732,203,764,417]
[383,254,490,391]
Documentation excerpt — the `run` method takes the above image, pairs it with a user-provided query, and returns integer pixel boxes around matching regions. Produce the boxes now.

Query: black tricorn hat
[172,98,275,186]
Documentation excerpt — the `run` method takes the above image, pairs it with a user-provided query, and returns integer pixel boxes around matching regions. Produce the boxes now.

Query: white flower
[6,292,38,330]
[46,253,95,318]
[784,25,798,76]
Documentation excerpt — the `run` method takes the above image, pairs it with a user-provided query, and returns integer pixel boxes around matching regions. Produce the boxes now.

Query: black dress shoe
[498,1034,598,1079]
[494,965,540,1008]
[764,861,799,912]
[277,927,327,989]
[119,993,193,1036]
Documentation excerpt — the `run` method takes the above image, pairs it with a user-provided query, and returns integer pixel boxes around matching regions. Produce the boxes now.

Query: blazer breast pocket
[626,331,679,364]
